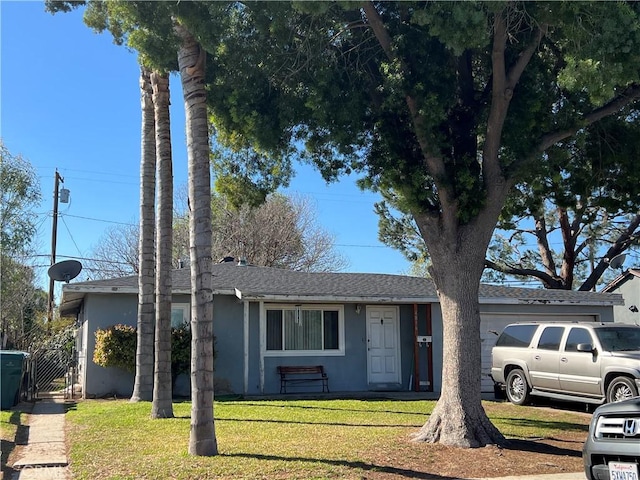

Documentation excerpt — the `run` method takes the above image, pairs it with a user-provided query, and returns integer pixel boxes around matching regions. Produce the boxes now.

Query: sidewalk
[9,397,70,480]
[481,475,583,480]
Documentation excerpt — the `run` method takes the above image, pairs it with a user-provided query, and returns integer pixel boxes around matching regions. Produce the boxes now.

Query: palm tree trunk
[176,22,218,456]
[131,65,155,403]
[151,71,174,419]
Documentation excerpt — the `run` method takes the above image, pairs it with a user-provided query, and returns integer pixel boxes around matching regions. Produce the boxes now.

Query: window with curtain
[266,305,343,354]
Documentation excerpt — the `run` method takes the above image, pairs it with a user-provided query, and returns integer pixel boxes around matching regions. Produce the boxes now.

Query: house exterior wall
[82,294,137,398]
[76,290,617,398]
[260,303,370,394]
[80,292,192,398]
[258,303,441,395]
[609,278,640,325]
[210,294,245,394]
[76,301,88,394]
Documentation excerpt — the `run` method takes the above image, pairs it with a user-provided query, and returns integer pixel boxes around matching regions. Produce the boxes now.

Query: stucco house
[602,268,640,325]
[60,261,623,399]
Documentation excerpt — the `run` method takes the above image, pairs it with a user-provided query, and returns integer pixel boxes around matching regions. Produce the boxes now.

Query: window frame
[262,303,345,357]
[171,303,190,329]
[536,326,564,351]
[564,327,594,353]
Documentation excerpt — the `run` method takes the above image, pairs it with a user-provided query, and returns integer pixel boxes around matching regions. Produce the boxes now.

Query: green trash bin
[1,351,27,410]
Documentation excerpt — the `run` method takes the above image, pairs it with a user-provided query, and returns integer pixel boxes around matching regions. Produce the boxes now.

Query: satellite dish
[48,260,82,283]
[609,253,626,270]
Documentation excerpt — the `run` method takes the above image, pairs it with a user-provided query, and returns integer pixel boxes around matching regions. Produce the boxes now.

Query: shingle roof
[61,262,623,312]
[601,268,640,293]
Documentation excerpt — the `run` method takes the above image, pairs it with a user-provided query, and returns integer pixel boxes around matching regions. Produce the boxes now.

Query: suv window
[595,327,640,352]
[537,326,564,351]
[565,327,593,352]
[495,324,537,347]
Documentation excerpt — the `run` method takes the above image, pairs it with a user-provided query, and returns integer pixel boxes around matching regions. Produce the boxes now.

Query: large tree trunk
[412,258,505,446]
[176,23,218,456]
[411,207,507,447]
[151,71,174,419]
[131,66,156,403]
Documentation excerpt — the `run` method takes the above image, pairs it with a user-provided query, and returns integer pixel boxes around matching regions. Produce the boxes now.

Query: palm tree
[176,22,218,456]
[151,70,174,419]
[131,65,155,403]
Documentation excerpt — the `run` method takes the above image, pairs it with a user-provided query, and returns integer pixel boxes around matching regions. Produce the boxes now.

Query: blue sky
[1,1,412,295]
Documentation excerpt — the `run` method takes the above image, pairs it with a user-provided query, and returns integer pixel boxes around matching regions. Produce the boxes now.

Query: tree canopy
[180,1,640,447]
[85,192,347,278]
[45,0,640,448]
[0,143,46,348]
[0,142,42,256]
[384,108,640,290]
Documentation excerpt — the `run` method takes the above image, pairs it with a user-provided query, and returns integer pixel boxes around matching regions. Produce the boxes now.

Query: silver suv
[491,322,640,406]
[582,397,640,480]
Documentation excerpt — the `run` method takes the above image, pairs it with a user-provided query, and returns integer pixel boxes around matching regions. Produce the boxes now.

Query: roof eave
[234,289,439,304]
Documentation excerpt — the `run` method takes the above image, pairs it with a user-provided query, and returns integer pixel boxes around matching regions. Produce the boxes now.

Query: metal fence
[24,347,77,400]
[19,325,78,401]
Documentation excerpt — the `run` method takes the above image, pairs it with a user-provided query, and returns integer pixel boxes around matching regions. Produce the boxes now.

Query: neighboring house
[601,268,640,325]
[60,261,623,398]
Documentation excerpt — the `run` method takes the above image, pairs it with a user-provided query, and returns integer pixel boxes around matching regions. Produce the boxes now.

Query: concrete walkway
[481,475,584,480]
[9,397,70,480]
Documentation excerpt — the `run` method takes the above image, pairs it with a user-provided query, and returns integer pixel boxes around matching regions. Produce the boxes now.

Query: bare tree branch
[484,258,565,289]
[579,213,640,291]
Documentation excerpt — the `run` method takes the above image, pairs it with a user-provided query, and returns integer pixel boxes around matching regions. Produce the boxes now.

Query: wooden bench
[277,365,330,394]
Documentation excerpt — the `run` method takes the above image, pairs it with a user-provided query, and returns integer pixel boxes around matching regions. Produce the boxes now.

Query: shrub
[93,324,136,373]
[93,324,212,389]
[171,325,191,389]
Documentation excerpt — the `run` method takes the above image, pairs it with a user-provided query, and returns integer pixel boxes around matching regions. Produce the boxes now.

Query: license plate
[609,462,639,480]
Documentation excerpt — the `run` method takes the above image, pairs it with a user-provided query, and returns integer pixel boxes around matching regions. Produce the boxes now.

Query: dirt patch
[358,405,590,479]
[359,432,587,479]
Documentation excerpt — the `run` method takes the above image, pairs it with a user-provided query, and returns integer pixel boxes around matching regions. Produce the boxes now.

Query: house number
[380,319,384,324]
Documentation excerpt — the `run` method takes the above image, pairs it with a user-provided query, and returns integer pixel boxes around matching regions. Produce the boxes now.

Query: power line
[59,215,84,257]
[336,243,388,249]
[59,213,136,227]
[37,166,138,179]
[60,176,138,186]
[28,254,133,266]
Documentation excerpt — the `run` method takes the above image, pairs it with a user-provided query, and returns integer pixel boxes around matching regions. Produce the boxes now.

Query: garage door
[480,314,597,393]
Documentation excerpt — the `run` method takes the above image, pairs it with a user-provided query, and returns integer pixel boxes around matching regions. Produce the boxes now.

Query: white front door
[367,306,401,385]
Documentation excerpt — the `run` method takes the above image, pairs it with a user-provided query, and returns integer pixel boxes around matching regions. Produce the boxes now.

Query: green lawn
[1,408,27,477]
[64,397,590,480]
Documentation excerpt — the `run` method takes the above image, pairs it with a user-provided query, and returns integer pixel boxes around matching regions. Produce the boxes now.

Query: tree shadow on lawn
[493,416,589,434]
[1,408,31,480]
[526,397,596,414]
[223,451,473,479]
[502,438,583,458]
[216,400,431,417]
[171,412,423,428]
[214,416,423,428]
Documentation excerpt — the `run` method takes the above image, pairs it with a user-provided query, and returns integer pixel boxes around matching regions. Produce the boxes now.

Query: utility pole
[48,170,64,323]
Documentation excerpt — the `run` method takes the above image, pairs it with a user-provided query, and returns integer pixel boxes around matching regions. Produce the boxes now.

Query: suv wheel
[506,369,530,406]
[606,376,638,403]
